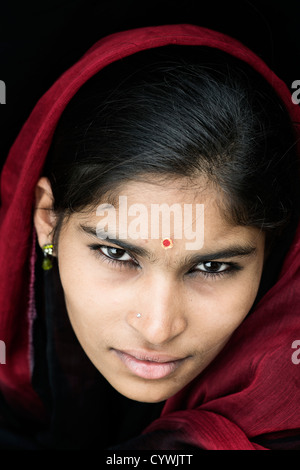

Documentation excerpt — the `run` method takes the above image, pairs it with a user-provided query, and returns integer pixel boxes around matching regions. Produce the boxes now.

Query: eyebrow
[79,224,257,264]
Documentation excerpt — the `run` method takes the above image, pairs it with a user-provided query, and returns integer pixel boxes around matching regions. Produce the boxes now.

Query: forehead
[73,178,264,253]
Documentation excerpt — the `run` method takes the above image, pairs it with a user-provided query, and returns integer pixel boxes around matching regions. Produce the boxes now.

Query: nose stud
[136,313,141,318]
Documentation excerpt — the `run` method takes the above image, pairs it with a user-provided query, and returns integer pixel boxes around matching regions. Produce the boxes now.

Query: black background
[0,0,299,170]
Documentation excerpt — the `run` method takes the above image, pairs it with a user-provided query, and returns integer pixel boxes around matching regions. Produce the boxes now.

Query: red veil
[0,24,300,450]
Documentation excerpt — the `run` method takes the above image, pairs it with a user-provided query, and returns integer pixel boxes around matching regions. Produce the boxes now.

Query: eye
[188,260,241,280]
[88,243,139,270]
[196,261,230,273]
[100,246,133,262]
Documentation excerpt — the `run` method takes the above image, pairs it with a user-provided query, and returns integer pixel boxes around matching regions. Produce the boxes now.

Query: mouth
[113,348,188,380]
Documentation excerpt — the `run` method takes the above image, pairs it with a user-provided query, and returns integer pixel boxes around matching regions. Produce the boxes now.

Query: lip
[113,349,187,380]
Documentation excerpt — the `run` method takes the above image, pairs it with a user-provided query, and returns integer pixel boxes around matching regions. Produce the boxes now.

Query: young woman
[0,24,299,450]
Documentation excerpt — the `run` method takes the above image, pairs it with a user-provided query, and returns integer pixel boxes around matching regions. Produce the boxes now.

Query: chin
[112,382,181,404]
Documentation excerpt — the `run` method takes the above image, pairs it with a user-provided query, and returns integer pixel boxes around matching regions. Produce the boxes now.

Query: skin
[34,176,265,403]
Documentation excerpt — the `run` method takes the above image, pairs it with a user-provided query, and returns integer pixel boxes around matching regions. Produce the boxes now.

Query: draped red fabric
[0,24,299,447]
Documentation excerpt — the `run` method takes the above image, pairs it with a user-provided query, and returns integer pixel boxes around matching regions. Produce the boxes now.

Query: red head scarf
[0,24,300,449]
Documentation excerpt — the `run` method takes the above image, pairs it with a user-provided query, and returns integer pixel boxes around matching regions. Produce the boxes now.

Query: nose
[127,275,188,345]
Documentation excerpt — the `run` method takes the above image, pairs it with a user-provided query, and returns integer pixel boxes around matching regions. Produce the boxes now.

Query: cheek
[57,248,140,355]
[57,250,116,339]
[189,273,261,353]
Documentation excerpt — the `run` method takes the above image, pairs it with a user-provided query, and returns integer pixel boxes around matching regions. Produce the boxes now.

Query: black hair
[44,45,300,252]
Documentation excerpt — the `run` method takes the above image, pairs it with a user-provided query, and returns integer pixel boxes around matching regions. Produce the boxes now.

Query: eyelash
[88,243,242,280]
[88,244,140,271]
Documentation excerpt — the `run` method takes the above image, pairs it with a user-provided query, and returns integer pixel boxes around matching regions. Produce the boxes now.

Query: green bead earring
[42,243,54,271]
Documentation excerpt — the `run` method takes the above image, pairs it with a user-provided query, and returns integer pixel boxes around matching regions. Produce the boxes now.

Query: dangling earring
[42,243,54,271]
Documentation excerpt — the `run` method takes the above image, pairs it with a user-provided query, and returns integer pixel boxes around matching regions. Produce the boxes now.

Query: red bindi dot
[161,238,173,249]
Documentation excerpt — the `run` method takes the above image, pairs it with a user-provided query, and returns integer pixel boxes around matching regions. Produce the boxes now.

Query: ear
[33,177,57,252]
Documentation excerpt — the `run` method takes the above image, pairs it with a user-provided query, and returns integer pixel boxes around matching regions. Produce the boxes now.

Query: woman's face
[37,178,265,403]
